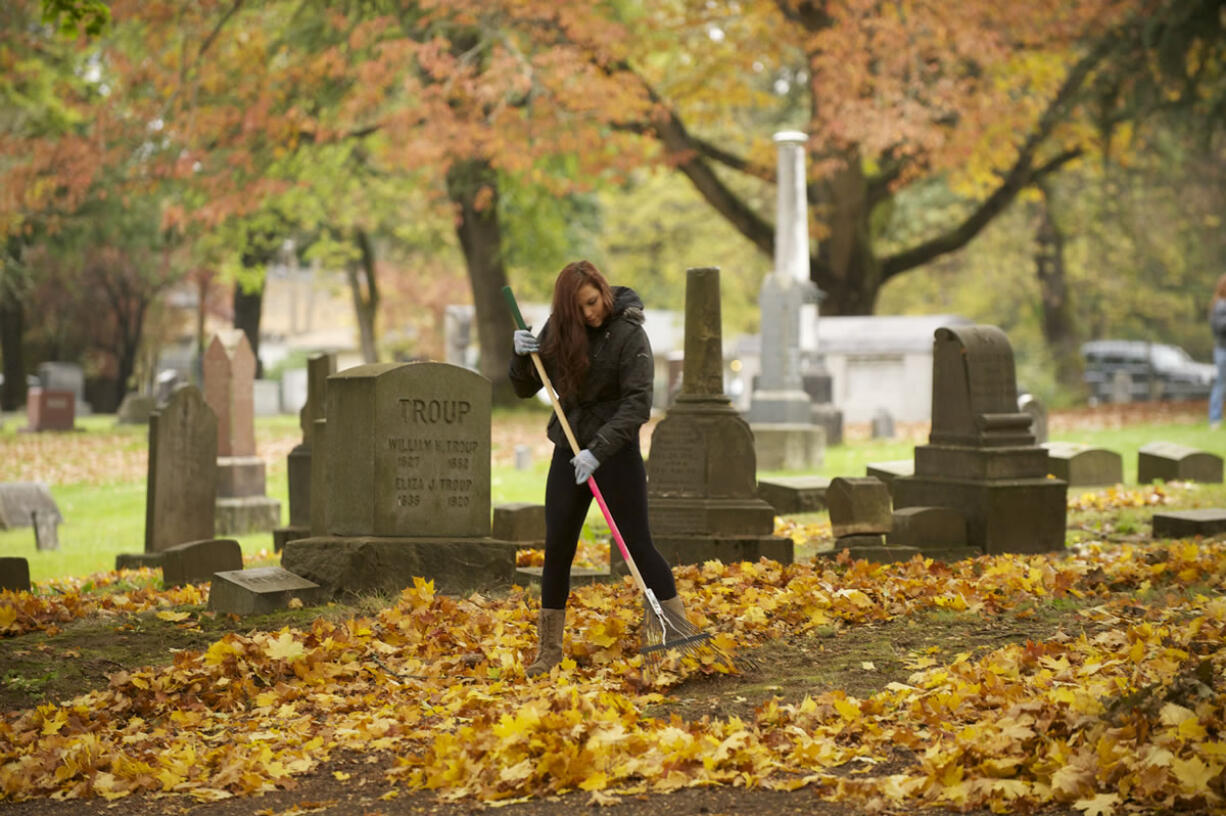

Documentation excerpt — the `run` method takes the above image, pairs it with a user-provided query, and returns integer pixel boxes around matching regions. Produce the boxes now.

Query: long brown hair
[543,260,614,398]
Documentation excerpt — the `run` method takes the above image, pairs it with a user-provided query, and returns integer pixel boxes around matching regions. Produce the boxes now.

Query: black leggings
[540,442,677,609]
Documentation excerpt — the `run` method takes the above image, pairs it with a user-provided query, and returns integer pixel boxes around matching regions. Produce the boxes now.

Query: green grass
[1,408,1222,583]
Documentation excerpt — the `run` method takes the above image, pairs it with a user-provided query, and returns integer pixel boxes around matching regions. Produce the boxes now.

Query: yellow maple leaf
[156,610,191,622]
[579,771,609,791]
[1073,792,1119,816]
[265,631,305,662]
[0,605,17,630]
[1172,755,1218,795]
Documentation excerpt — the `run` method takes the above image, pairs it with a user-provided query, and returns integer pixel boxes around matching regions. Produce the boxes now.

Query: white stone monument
[746,131,825,470]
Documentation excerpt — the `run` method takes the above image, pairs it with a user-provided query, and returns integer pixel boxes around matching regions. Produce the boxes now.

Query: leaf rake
[502,286,746,677]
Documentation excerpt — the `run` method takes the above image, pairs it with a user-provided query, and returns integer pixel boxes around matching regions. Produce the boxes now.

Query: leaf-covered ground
[4,479,1226,816]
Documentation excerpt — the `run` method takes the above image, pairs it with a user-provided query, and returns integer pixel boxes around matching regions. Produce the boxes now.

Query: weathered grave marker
[1043,442,1124,487]
[892,325,1067,554]
[871,408,895,440]
[275,353,335,552]
[203,332,281,534]
[746,132,825,469]
[1137,441,1223,484]
[144,386,218,553]
[161,538,243,587]
[0,557,31,592]
[645,267,792,568]
[888,506,979,563]
[282,361,515,597]
[24,388,75,432]
[756,476,830,515]
[492,503,546,544]
[865,460,913,498]
[209,566,324,615]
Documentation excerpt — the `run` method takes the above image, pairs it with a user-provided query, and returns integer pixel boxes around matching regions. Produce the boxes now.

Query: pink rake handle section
[587,478,631,564]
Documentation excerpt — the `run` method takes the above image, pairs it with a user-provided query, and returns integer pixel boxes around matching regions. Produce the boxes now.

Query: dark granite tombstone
[275,353,336,552]
[161,538,243,587]
[1137,442,1223,484]
[1043,442,1124,487]
[209,566,325,616]
[281,362,515,597]
[203,332,281,534]
[0,557,31,592]
[892,325,1066,554]
[643,267,792,569]
[1152,509,1226,539]
[143,386,218,553]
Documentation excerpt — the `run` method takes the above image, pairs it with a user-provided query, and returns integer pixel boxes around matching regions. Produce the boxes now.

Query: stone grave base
[215,496,282,535]
[514,565,614,591]
[648,497,777,537]
[918,545,984,564]
[1152,509,1226,539]
[613,534,793,574]
[281,536,517,598]
[217,455,268,498]
[757,477,830,515]
[115,552,166,571]
[749,423,825,471]
[893,475,1067,554]
[272,525,311,553]
[162,538,242,586]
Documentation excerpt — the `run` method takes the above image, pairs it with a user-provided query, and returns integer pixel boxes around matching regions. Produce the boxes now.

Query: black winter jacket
[509,286,653,463]
[1213,299,1226,348]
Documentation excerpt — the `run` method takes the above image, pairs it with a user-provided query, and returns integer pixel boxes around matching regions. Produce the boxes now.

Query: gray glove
[513,329,539,356]
[571,449,599,484]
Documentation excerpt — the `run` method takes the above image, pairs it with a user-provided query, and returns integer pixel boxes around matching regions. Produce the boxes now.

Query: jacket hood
[610,286,645,325]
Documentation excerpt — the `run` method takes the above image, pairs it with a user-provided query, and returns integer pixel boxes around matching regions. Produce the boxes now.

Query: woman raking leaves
[506,260,710,676]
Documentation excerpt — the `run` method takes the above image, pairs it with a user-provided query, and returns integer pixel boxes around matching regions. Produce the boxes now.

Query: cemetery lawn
[3,401,1225,815]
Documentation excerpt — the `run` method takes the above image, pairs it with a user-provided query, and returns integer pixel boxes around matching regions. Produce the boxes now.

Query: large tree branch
[879,36,1117,282]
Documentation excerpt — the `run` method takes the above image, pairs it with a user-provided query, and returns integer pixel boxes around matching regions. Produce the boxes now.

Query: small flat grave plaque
[208,566,323,616]
[1152,509,1226,539]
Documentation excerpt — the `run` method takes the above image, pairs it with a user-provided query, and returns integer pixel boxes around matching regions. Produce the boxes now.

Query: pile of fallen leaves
[1068,484,1174,513]
[0,576,205,637]
[4,538,1226,813]
[515,540,609,571]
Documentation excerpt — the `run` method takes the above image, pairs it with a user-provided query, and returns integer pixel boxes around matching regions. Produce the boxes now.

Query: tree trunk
[812,156,881,315]
[1035,184,1085,397]
[232,277,265,379]
[446,158,516,405]
[347,227,380,364]
[113,301,146,410]
[0,287,26,411]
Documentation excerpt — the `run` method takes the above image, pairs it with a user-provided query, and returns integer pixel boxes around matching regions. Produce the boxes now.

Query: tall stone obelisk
[638,267,792,571]
[746,131,825,469]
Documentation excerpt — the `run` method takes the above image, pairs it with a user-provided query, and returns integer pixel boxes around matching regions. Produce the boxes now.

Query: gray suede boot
[525,607,566,677]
